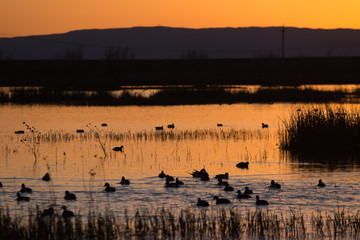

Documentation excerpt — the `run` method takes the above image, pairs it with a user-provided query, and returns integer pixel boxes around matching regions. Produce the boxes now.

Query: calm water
[1,103,360,222]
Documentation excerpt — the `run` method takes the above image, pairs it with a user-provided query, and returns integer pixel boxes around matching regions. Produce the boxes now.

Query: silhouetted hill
[1,26,360,59]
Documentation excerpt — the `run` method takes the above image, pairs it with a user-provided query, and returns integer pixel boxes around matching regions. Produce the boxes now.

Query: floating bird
[64,190,77,200]
[270,180,281,189]
[213,196,231,204]
[120,176,130,185]
[165,179,179,188]
[224,183,234,192]
[236,162,249,169]
[42,173,51,181]
[217,123,223,127]
[237,190,251,199]
[197,198,209,207]
[112,146,124,152]
[217,178,228,186]
[166,175,175,181]
[215,172,229,180]
[101,123,107,127]
[61,206,74,218]
[191,168,210,181]
[175,178,184,185]
[76,129,84,133]
[155,126,163,130]
[158,171,166,178]
[244,187,253,194]
[262,123,269,128]
[42,207,54,217]
[16,192,30,202]
[104,183,116,192]
[167,123,175,129]
[255,195,269,205]
[317,179,326,187]
[14,130,25,134]
[20,184,32,193]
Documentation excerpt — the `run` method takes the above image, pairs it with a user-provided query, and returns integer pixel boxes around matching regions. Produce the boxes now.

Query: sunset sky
[0,0,359,38]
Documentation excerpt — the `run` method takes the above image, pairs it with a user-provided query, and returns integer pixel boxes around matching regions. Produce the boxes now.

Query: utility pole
[281,26,285,58]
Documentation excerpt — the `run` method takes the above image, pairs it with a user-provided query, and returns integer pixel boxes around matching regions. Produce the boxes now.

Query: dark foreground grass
[1,207,360,240]
[279,106,360,153]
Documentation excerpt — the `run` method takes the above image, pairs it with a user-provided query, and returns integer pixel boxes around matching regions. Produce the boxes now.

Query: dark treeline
[0,87,351,105]
[1,57,360,90]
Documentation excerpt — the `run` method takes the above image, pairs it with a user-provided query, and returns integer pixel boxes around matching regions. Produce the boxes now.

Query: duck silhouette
[42,173,51,181]
[223,183,234,192]
[61,206,74,217]
[155,126,163,130]
[215,172,229,180]
[112,146,124,152]
[120,176,130,185]
[158,171,166,178]
[16,192,30,202]
[175,178,184,185]
[262,123,269,128]
[270,180,281,189]
[217,178,228,186]
[236,162,249,169]
[197,198,209,207]
[20,184,32,193]
[213,196,231,204]
[317,179,326,187]
[255,195,269,205]
[167,123,175,129]
[237,190,251,199]
[165,179,179,188]
[104,183,116,192]
[244,187,253,194]
[64,190,77,200]
[42,207,54,217]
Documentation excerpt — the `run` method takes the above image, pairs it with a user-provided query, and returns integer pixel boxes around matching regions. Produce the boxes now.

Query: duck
[42,207,54,217]
[244,187,253,194]
[317,179,326,187]
[201,174,210,181]
[158,171,166,178]
[120,176,130,185]
[76,129,84,133]
[20,183,32,193]
[262,123,269,128]
[217,123,223,127]
[236,162,249,169]
[61,206,74,218]
[167,123,175,129]
[112,146,124,152]
[270,180,281,189]
[101,123,107,127]
[165,179,179,188]
[213,196,231,204]
[166,175,175,182]
[223,183,234,192]
[42,173,51,181]
[175,178,184,185]
[64,190,77,200]
[104,182,116,192]
[16,192,30,202]
[197,198,209,207]
[255,195,269,205]
[215,172,229,180]
[190,168,208,178]
[217,178,228,186]
[237,190,251,199]
[155,126,163,130]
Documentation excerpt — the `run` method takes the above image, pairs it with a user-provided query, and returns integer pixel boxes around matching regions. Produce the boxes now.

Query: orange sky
[0,0,359,38]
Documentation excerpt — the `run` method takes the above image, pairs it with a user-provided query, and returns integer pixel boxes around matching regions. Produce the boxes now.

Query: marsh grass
[1,206,360,240]
[279,106,360,153]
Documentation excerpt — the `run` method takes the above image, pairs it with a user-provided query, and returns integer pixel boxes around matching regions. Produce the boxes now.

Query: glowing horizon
[0,0,359,38]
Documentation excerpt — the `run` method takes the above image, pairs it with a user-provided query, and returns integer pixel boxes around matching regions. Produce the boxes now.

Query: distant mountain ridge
[1,26,360,59]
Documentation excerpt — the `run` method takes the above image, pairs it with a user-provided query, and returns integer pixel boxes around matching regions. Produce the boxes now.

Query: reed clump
[279,106,360,153]
[3,206,360,240]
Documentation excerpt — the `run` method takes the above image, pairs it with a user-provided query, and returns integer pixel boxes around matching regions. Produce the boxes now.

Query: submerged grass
[279,106,360,153]
[1,207,360,240]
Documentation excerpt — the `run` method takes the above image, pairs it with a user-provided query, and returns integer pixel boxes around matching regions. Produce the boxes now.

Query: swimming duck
[215,172,229,180]
[155,126,164,130]
[42,173,51,181]
[270,180,281,189]
[217,178,228,186]
[190,168,208,178]
[317,179,326,187]
[256,195,269,205]
[217,123,223,127]
[244,187,253,194]
[64,190,77,200]
[213,196,231,204]
[167,123,175,129]
[16,192,30,202]
[223,183,234,192]
[236,162,249,169]
[175,178,184,185]
[76,129,84,133]
[237,190,251,199]
[165,179,179,188]
[101,123,107,127]
[120,176,130,185]
[42,207,54,217]
[104,183,116,192]
[20,183,32,193]
[158,171,166,178]
[262,123,269,128]
[61,206,74,217]
[112,146,124,152]
[166,175,175,182]
[197,198,209,207]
